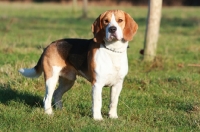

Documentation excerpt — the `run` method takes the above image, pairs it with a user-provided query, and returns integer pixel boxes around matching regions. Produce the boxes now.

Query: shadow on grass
[153,94,200,113]
[0,83,43,108]
[176,102,194,112]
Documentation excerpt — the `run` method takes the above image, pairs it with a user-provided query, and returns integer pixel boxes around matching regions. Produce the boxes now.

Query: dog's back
[19,39,93,79]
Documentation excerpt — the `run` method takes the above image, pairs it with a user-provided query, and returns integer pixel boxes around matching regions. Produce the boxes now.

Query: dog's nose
[108,26,117,33]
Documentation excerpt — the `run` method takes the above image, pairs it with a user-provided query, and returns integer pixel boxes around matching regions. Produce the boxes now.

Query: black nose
[108,26,117,33]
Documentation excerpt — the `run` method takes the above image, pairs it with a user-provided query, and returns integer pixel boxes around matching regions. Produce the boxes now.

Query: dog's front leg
[109,79,123,119]
[92,83,103,120]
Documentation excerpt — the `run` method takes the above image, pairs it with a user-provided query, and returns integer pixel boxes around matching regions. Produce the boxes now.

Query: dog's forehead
[103,10,125,19]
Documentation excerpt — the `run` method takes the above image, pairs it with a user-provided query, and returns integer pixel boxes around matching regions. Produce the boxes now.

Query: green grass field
[0,2,200,131]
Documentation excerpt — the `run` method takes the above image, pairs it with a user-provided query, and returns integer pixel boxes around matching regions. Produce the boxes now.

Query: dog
[19,10,138,120]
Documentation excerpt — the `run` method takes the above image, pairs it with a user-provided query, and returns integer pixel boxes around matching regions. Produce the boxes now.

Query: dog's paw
[93,116,103,121]
[93,114,103,120]
[54,100,63,109]
[108,111,118,119]
[109,114,118,119]
[45,108,53,115]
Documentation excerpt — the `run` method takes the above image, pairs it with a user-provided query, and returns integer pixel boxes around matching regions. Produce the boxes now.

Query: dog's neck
[102,40,128,53]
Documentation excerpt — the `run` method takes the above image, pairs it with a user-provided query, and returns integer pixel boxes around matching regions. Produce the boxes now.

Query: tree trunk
[72,0,77,13]
[82,0,88,18]
[143,0,162,61]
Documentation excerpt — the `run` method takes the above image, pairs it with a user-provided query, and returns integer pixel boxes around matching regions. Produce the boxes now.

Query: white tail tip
[19,68,40,78]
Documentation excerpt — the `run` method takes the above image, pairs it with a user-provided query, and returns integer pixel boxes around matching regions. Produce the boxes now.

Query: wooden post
[72,0,77,13]
[82,0,88,18]
[143,0,162,61]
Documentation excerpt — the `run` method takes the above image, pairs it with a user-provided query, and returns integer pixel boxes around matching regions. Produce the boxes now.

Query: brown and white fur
[19,10,138,120]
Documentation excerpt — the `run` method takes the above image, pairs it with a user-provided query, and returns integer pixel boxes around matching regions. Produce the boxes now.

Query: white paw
[93,114,103,120]
[45,108,53,115]
[109,110,118,119]
[93,116,103,120]
[109,114,118,119]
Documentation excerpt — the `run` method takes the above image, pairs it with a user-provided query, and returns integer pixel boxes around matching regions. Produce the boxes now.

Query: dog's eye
[118,19,123,23]
[104,19,109,23]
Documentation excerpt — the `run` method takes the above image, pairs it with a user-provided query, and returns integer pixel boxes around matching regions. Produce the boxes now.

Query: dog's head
[91,10,138,44]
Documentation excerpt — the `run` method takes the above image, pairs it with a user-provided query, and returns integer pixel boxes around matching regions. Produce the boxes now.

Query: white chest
[94,46,128,86]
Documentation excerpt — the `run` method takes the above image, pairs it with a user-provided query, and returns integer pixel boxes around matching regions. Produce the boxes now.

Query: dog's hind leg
[53,77,75,109]
[43,66,62,115]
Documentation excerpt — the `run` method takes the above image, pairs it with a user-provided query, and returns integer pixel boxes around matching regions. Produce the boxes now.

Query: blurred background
[1,0,200,6]
[0,0,200,131]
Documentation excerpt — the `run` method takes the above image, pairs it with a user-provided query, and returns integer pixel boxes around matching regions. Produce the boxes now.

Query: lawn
[0,2,200,131]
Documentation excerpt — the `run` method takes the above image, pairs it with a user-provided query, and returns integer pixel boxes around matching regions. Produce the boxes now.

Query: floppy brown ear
[123,12,138,41]
[91,14,105,44]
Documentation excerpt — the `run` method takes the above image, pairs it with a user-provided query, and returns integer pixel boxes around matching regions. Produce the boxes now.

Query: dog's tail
[19,55,43,78]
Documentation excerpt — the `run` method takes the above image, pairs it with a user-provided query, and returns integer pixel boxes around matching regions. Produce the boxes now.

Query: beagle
[19,10,138,120]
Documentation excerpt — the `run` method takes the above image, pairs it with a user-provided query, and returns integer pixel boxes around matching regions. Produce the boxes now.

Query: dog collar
[102,44,123,53]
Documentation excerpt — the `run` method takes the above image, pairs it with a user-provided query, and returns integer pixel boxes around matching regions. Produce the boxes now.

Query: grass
[0,2,200,131]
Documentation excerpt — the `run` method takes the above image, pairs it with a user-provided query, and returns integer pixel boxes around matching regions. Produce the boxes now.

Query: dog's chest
[94,48,128,86]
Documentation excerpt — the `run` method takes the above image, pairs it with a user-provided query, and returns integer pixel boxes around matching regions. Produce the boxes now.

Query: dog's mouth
[110,34,117,39]
[106,33,120,42]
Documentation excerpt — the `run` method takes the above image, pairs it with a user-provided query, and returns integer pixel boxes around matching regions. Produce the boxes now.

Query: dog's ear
[123,12,138,41]
[91,14,105,44]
